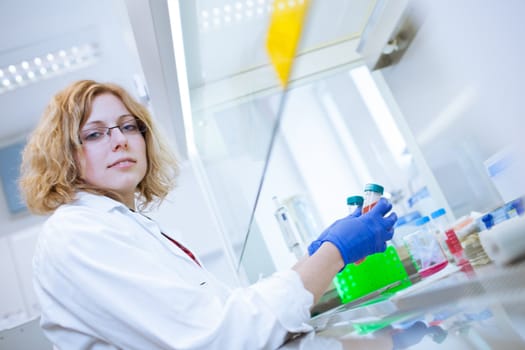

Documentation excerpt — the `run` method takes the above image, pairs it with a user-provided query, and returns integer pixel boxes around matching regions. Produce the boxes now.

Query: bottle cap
[394,211,422,228]
[511,198,524,215]
[445,229,462,254]
[430,208,446,219]
[346,195,364,206]
[482,213,494,229]
[364,183,384,195]
[414,216,430,226]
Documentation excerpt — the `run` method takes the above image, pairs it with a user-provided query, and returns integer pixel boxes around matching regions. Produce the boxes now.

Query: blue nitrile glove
[307,198,397,265]
[391,321,447,349]
[307,206,362,255]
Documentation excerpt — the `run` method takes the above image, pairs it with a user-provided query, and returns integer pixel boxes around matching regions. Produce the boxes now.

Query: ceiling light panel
[0,42,100,95]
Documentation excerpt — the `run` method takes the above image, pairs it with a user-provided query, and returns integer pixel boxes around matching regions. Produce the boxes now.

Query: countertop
[280,260,525,349]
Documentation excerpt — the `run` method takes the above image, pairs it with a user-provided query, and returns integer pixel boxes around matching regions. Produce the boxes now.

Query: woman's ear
[73,148,85,180]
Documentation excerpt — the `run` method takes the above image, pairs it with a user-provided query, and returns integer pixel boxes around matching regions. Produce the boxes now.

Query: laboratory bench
[281,260,525,349]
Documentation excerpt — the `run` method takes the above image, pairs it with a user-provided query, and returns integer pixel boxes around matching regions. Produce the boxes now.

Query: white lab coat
[33,192,314,349]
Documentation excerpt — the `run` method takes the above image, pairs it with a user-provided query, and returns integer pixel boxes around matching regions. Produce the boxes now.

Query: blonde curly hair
[19,80,179,214]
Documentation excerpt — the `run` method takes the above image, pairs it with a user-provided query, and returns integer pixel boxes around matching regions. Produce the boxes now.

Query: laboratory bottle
[403,216,448,278]
[430,208,466,265]
[354,184,384,264]
[481,213,495,230]
[392,213,422,284]
[509,197,524,216]
[346,195,364,214]
[392,211,421,247]
[283,195,321,244]
[272,196,304,260]
[362,183,384,214]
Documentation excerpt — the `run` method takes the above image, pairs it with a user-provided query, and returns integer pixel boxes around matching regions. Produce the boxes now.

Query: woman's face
[76,93,147,208]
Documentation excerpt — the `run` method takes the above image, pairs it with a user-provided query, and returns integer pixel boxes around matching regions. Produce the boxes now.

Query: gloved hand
[307,206,362,255]
[307,198,397,265]
[391,321,447,349]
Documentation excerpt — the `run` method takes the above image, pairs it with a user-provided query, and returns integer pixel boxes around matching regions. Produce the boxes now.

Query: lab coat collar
[72,191,203,268]
[73,191,129,213]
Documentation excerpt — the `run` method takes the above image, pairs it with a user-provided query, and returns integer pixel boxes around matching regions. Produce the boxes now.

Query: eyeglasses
[79,116,147,145]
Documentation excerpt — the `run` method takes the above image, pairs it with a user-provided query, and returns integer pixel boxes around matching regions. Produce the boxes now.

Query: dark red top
[161,233,201,267]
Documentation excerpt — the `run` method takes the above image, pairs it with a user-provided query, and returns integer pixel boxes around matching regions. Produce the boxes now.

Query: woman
[20,80,396,349]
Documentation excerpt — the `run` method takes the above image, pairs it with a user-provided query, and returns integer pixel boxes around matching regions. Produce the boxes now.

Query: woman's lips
[108,158,136,168]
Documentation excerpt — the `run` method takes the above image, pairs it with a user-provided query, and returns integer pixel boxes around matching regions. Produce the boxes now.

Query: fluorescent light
[320,92,372,185]
[199,0,271,31]
[0,43,100,95]
[167,0,196,156]
[349,65,407,164]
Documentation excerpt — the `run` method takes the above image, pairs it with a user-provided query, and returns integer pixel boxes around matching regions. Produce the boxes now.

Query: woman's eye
[83,130,104,141]
[121,122,138,132]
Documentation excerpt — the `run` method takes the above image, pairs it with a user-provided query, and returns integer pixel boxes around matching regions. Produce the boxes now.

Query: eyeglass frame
[78,115,147,145]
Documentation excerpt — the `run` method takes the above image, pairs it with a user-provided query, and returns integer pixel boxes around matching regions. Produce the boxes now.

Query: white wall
[379,0,525,217]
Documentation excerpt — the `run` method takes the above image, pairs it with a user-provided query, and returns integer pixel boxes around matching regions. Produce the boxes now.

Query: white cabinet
[0,236,27,330]
[0,226,41,330]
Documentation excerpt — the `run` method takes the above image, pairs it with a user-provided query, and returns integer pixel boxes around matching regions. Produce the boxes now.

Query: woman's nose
[109,127,128,150]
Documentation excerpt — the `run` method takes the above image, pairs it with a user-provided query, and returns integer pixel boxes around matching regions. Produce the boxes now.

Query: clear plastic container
[283,194,321,245]
[392,211,421,247]
[392,212,422,283]
[430,208,466,265]
[272,196,304,259]
[403,216,448,278]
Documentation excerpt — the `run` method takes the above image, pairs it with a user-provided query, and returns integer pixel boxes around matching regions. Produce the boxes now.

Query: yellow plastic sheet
[266,0,310,88]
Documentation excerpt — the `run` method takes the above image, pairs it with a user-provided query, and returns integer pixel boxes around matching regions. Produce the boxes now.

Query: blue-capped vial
[346,195,364,214]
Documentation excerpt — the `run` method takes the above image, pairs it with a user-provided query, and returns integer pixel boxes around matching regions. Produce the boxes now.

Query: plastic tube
[347,195,364,214]
[355,184,384,264]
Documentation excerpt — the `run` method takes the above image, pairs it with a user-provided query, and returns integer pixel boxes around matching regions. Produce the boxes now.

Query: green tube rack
[333,246,412,304]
